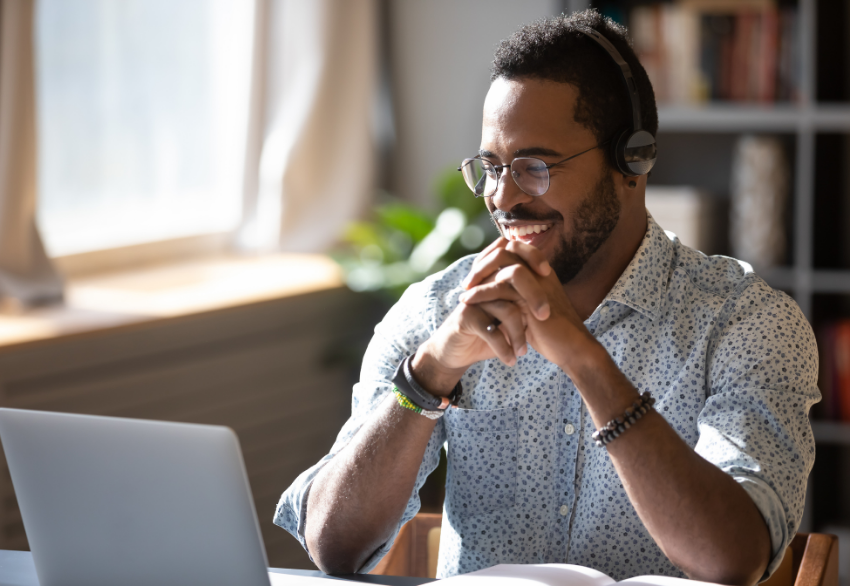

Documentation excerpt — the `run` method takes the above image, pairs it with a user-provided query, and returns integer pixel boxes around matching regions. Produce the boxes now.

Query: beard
[549,171,620,283]
[490,171,621,284]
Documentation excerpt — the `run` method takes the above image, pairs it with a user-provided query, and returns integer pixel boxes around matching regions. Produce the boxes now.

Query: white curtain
[0,0,63,306]
[239,0,378,253]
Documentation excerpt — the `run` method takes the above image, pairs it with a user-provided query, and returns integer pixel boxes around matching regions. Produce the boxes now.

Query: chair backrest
[372,514,840,586]
[790,533,839,586]
[370,513,441,579]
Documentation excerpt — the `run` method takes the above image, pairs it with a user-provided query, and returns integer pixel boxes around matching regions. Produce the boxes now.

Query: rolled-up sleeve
[698,282,820,579]
[274,257,472,571]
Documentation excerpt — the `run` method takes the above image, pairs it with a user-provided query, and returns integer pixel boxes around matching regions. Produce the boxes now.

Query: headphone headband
[576,28,642,132]
[574,27,656,176]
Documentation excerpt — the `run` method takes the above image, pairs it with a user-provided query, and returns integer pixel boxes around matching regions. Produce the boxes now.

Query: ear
[618,173,646,188]
[614,172,647,209]
[612,170,635,194]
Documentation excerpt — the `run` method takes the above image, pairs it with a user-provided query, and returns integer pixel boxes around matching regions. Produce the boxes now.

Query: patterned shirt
[275,213,819,580]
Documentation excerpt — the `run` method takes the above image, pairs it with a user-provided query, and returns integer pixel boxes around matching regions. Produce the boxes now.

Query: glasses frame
[458,140,610,198]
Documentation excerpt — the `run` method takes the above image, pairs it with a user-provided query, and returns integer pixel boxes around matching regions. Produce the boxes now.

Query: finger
[478,299,528,362]
[463,246,527,290]
[505,239,552,277]
[458,303,517,365]
[478,234,509,258]
[460,266,550,320]
[464,238,509,288]
[495,264,551,320]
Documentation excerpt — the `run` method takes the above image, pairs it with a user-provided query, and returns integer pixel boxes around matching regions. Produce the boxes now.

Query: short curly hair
[492,10,658,167]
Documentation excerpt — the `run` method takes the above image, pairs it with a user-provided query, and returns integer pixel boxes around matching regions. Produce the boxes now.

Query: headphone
[576,28,657,177]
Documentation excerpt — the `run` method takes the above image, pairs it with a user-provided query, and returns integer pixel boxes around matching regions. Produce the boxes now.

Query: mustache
[490,208,562,223]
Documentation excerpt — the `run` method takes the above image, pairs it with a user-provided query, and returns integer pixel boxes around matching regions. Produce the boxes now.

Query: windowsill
[0,253,344,351]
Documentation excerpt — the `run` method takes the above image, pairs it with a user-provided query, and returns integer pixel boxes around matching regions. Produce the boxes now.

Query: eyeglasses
[458,141,609,198]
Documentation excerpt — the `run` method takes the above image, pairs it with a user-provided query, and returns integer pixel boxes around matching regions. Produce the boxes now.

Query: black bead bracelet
[592,391,656,447]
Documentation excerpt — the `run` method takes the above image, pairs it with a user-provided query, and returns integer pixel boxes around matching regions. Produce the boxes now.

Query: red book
[730,13,755,101]
[836,320,850,422]
[758,8,779,102]
[746,11,762,101]
[817,323,837,420]
[718,23,734,100]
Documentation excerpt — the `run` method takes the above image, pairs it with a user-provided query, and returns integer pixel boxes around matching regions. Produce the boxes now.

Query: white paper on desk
[438,563,615,586]
[267,571,341,585]
[623,577,722,586]
[439,564,718,586]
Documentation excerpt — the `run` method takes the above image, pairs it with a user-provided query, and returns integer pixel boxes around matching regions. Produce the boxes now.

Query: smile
[502,224,551,241]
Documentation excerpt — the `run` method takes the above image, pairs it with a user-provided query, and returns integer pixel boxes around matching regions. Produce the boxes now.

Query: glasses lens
[461,158,498,197]
[511,158,549,196]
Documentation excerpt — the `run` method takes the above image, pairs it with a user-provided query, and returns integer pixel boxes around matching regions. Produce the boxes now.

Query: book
[835,322,850,423]
[438,563,722,586]
[629,1,799,104]
[818,322,838,421]
[645,186,724,255]
[816,319,850,422]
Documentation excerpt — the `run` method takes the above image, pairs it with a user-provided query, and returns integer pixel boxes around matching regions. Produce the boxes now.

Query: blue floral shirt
[275,213,819,580]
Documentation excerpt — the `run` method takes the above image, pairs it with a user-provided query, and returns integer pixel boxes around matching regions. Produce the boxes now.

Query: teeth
[504,224,550,240]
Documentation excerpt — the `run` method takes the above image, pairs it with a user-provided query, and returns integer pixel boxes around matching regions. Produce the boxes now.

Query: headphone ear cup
[613,129,657,176]
[610,128,632,175]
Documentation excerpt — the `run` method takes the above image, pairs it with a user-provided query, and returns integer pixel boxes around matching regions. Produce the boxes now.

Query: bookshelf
[659,104,850,133]
[812,420,850,445]
[572,0,850,545]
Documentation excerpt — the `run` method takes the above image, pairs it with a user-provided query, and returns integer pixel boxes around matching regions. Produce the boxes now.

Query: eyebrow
[478,147,564,160]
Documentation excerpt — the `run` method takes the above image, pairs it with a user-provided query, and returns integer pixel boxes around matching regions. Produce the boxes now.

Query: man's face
[481,77,621,284]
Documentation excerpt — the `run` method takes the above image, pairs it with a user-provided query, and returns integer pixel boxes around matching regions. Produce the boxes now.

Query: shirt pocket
[445,406,519,517]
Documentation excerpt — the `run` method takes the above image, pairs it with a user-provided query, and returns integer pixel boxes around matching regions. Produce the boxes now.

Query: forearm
[305,396,437,574]
[568,344,771,586]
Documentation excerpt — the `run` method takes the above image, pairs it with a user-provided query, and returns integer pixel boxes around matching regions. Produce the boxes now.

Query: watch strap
[392,354,462,411]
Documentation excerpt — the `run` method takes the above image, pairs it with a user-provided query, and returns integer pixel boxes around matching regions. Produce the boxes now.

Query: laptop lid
[0,408,271,586]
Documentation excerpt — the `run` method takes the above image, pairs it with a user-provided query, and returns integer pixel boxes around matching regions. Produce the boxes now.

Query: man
[275,11,819,585]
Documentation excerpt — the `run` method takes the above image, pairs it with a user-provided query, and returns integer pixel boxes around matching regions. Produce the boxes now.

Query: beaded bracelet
[592,391,656,447]
[393,387,445,420]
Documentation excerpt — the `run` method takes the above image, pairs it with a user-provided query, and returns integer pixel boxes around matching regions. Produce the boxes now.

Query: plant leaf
[376,203,435,243]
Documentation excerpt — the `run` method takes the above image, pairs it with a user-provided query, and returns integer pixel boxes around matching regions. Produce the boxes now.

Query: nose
[490,167,534,212]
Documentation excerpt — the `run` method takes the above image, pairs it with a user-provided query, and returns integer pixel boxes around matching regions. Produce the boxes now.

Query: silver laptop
[0,408,272,586]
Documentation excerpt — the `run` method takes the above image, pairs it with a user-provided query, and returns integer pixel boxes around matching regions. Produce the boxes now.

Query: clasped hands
[418,237,598,390]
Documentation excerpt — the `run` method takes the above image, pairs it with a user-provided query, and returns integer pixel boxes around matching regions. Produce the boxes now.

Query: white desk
[0,550,434,586]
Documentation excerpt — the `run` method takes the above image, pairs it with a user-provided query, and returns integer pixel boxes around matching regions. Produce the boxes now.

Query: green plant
[333,165,499,300]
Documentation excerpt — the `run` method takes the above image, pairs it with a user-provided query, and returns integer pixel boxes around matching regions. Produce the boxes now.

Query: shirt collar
[601,211,673,322]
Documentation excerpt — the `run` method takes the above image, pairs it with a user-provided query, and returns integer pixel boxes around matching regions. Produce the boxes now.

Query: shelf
[759,267,796,291]
[812,420,850,445]
[811,270,850,293]
[659,104,802,132]
[658,103,850,132]
[742,268,850,295]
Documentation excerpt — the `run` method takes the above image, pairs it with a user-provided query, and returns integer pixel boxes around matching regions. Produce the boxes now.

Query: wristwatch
[392,354,463,411]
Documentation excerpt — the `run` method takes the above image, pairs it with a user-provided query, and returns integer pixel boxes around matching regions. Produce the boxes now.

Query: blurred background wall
[384,0,557,207]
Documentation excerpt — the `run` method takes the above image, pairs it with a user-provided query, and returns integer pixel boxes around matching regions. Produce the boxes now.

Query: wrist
[410,342,466,397]
[556,331,605,381]
[563,338,643,428]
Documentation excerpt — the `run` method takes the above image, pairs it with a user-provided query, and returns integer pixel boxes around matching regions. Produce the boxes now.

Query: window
[35,0,254,257]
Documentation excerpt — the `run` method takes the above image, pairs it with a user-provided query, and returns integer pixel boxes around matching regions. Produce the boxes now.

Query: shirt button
[559,505,569,516]
[564,423,575,435]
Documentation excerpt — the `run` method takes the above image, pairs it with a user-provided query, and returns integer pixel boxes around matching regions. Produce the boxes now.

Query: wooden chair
[372,513,840,586]
[763,533,840,586]
[370,513,442,579]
